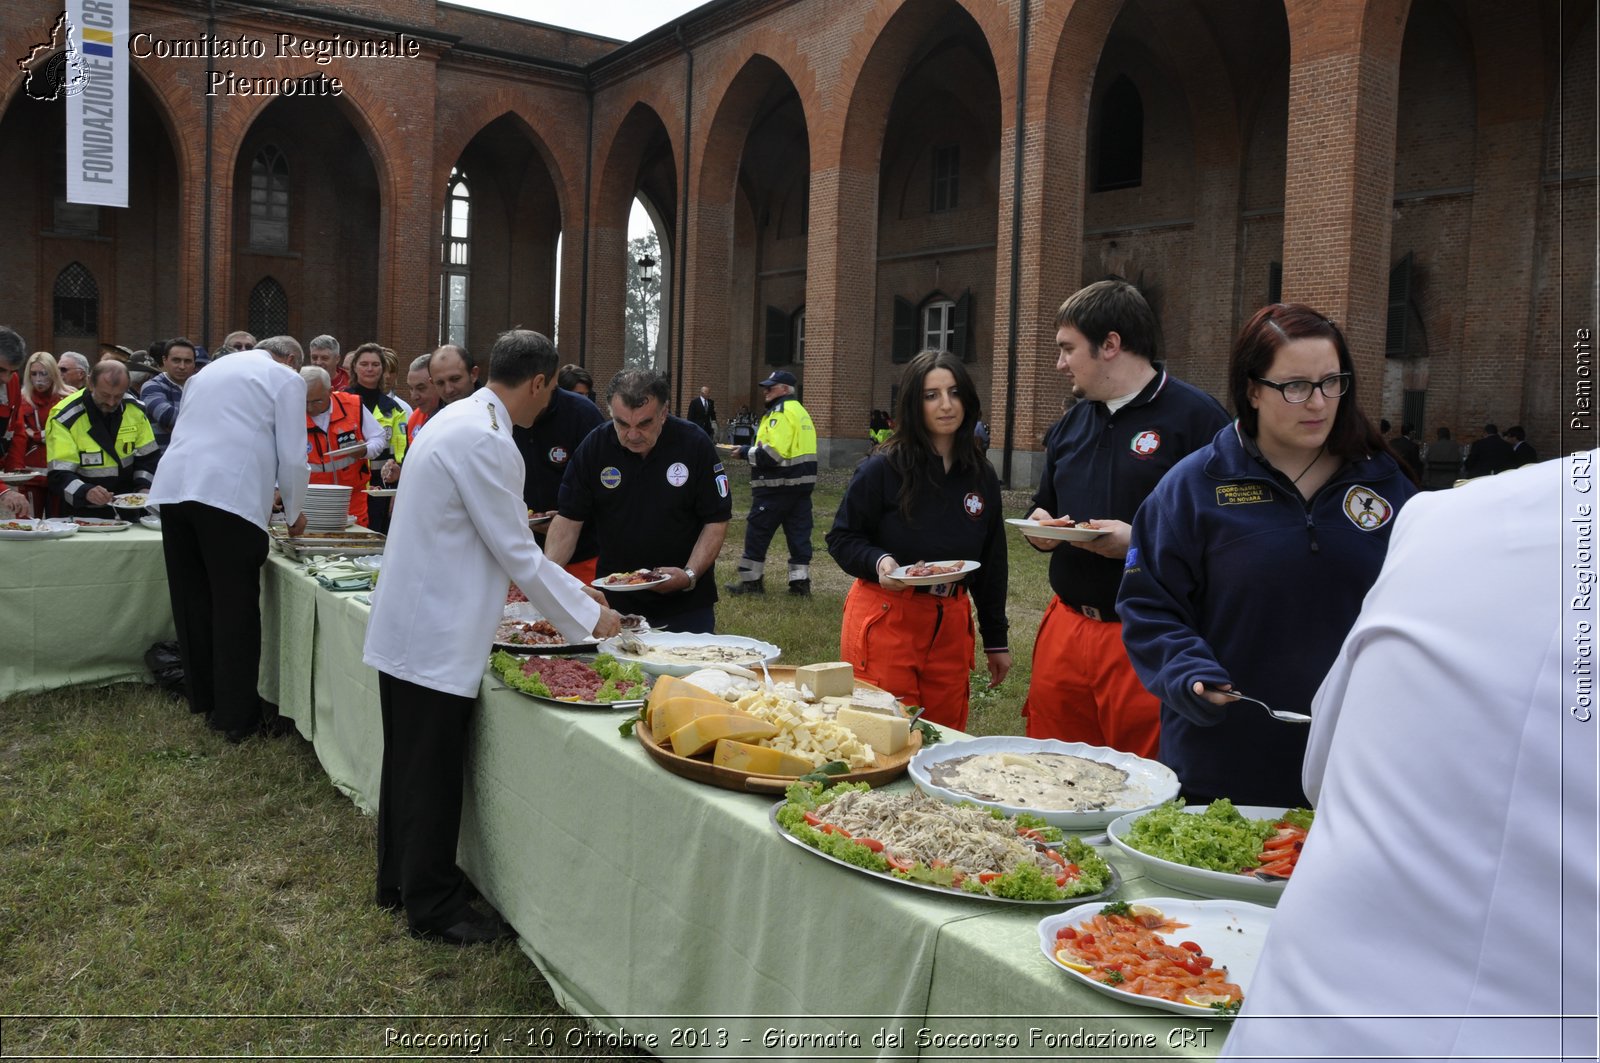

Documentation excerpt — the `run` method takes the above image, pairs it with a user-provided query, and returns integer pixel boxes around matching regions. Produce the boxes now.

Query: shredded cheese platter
[770,781,1120,906]
[631,666,923,792]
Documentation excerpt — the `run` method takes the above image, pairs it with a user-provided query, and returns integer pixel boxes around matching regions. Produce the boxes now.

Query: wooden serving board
[632,666,922,794]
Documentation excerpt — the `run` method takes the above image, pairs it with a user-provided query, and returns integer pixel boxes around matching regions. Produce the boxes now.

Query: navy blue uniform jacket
[1118,423,1417,806]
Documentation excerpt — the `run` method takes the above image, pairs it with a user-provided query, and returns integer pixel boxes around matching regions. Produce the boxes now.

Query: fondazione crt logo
[16,12,89,101]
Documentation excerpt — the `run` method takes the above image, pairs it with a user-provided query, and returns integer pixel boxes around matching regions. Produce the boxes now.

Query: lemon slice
[1054,948,1094,973]
[1183,991,1233,1007]
[1127,903,1165,920]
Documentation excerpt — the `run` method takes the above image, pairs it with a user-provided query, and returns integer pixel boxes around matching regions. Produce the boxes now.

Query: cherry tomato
[802,811,821,826]
[856,837,884,852]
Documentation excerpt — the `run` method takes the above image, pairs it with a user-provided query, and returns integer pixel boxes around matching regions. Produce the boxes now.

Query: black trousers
[377,671,474,931]
[741,488,813,566]
[160,501,269,736]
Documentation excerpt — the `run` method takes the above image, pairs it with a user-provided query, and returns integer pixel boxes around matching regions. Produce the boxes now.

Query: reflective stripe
[756,474,817,487]
[308,455,362,473]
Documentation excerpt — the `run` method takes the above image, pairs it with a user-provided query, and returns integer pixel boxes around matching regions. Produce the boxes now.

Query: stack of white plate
[302,484,353,531]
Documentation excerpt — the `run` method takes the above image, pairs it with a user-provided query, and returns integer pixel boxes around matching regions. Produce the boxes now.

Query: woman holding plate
[826,351,1010,730]
[1117,304,1417,807]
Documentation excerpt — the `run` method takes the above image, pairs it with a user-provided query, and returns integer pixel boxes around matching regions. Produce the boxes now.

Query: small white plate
[593,571,672,591]
[528,512,555,529]
[325,442,368,460]
[888,560,979,586]
[1038,897,1273,1018]
[1006,518,1108,542]
[0,470,44,484]
[364,488,397,497]
[139,515,162,531]
[110,493,151,510]
[71,517,131,532]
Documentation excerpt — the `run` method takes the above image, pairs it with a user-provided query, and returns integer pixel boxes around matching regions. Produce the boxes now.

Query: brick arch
[694,53,813,210]
[595,101,677,239]
[825,0,1014,174]
[691,30,819,201]
[434,95,574,230]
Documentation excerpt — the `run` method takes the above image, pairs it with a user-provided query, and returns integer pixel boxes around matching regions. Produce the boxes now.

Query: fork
[1223,689,1313,724]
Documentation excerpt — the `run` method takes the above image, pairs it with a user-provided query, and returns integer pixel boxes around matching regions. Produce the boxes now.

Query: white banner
[67,0,128,207]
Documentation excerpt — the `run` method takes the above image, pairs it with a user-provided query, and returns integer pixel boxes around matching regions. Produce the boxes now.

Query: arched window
[248,277,289,339]
[52,262,99,335]
[440,168,470,348]
[1093,76,1143,192]
[250,146,290,251]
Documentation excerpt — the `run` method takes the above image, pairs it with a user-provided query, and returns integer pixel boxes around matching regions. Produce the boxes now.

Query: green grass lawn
[0,464,1055,1056]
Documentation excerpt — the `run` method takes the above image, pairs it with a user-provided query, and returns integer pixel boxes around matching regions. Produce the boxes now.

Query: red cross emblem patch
[1130,430,1161,458]
[963,492,984,518]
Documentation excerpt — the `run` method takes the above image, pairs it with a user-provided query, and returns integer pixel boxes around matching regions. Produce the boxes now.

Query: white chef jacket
[312,401,387,459]
[1220,453,1599,1062]
[148,349,308,530]
[362,387,601,697]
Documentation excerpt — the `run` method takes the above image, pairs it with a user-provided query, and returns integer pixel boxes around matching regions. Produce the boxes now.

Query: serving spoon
[1223,689,1312,724]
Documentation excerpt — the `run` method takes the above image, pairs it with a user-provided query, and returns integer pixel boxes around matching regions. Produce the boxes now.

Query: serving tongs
[1223,689,1312,724]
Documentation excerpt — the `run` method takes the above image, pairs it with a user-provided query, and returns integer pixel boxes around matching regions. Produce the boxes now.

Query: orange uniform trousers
[839,579,974,731]
[1022,596,1160,758]
[563,555,598,585]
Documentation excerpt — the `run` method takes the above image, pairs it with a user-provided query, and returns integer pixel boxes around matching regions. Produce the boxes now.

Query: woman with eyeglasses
[1117,304,1417,807]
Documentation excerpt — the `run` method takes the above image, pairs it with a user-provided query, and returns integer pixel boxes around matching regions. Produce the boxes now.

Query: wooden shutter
[765,305,790,366]
[1267,261,1282,305]
[951,290,973,361]
[1385,252,1413,358]
[892,296,916,364]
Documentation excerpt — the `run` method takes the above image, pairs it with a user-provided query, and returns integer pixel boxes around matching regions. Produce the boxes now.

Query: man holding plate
[1021,281,1227,757]
[363,329,622,947]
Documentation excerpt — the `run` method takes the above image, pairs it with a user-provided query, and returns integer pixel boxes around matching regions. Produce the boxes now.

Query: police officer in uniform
[1021,280,1229,757]
[726,370,818,596]
[45,359,159,516]
[512,381,605,583]
[544,369,732,633]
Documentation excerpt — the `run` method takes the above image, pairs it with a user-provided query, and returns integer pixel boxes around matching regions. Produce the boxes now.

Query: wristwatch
[682,567,698,588]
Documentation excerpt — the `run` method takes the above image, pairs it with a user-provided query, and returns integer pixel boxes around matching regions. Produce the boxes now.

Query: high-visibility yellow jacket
[45,390,159,511]
[747,396,817,490]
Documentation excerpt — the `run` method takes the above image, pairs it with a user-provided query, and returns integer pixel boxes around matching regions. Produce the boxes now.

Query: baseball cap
[758,370,798,388]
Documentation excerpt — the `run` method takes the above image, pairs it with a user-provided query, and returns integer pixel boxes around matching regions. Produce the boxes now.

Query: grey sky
[449,0,704,43]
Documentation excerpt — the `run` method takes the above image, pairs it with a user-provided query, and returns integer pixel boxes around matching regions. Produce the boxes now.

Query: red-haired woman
[1118,304,1418,807]
[826,350,1010,730]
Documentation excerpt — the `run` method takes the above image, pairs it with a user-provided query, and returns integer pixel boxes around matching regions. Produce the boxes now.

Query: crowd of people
[2,294,1573,974]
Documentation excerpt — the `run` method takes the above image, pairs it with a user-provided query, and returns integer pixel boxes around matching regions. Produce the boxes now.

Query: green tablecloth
[260,560,1227,1059]
[0,526,175,699]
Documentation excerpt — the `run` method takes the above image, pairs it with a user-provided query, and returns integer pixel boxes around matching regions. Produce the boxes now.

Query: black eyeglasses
[229,341,251,350]
[1250,372,1352,404]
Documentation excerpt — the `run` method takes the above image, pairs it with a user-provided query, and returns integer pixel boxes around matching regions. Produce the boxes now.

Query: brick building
[2,0,1592,480]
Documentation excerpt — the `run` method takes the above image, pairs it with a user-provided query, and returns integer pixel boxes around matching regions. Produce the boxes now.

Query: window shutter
[765,306,790,366]
[1385,252,1413,358]
[892,296,916,364]
[951,290,973,361]
[1267,261,1282,305]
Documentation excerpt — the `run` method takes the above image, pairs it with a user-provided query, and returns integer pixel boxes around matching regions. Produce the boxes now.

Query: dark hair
[1483,423,1498,436]
[350,341,397,378]
[164,337,196,361]
[1054,279,1158,360]
[879,350,991,519]
[558,363,594,393]
[486,329,559,387]
[0,326,25,368]
[1437,426,1452,440]
[1229,303,1403,474]
[606,368,670,410]
[1505,425,1526,442]
[1401,422,1414,435]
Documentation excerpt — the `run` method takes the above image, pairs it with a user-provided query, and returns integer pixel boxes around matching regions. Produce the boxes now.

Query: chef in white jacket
[363,328,622,946]
[148,343,309,742]
[1219,451,1599,1062]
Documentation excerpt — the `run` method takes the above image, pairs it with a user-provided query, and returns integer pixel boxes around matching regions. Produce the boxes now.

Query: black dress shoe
[725,579,765,595]
[788,579,811,596]
[375,888,402,912]
[409,910,515,946]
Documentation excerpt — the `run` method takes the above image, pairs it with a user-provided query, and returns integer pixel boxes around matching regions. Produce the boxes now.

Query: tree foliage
[624,231,662,370]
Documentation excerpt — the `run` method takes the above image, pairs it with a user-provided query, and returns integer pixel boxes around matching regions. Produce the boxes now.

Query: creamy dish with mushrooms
[928,752,1131,811]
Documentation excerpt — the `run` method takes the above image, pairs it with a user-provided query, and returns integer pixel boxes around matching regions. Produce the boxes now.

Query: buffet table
[0,525,176,699]
[257,555,1231,1059]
